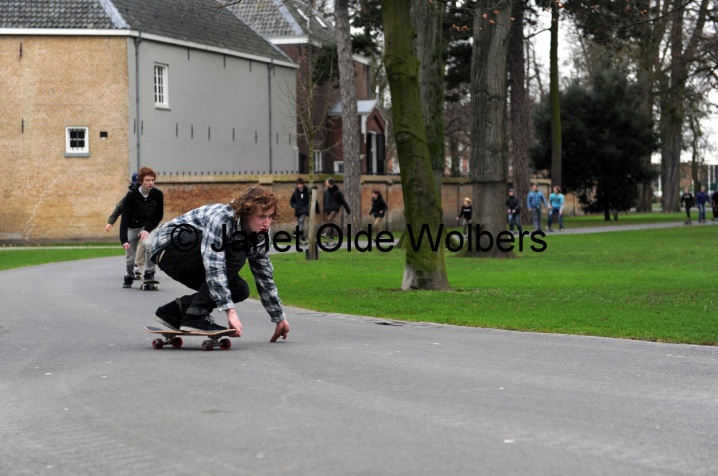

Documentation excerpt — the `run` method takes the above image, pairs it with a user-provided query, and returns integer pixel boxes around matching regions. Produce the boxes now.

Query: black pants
[155,244,250,315]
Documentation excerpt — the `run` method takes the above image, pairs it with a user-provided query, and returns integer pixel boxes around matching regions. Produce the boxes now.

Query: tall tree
[468,0,513,258]
[380,0,450,290]
[335,0,361,231]
[548,0,562,188]
[659,0,710,212]
[531,64,657,220]
[411,0,447,187]
[509,0,532,224]
[562,0,714,212]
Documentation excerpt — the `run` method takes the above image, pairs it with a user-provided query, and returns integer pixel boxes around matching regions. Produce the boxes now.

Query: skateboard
[144,326,236,351]
[140,280,160,291]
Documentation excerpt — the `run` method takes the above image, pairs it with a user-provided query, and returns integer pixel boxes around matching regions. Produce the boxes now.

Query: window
[333,161,344,174]
[154,64,169,108]
[65,127,89,156]
[313,150,323,172]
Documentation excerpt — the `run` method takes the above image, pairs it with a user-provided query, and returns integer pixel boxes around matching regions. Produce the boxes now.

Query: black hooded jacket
[119,184,164,244]
[323,185,351,214]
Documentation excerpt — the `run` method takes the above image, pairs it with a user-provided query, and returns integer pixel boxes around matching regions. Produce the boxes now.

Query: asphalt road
[1,256,716,475]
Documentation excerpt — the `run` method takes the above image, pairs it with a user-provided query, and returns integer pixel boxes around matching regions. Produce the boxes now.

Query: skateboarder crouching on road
[149,186,290,341]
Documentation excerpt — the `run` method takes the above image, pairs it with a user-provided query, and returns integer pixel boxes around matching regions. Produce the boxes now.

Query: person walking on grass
[369,190,388,234]
[696,186,708,223]
[547,186,565,232]
[526,184,548,232]
[456,197,472,236]
[150,186,290,341]
[322,177,351,244]
[680,187,695,225]
[506,188,522,235]
[289,177,310,243]
[711,189,718,222]
[119,167,163,288]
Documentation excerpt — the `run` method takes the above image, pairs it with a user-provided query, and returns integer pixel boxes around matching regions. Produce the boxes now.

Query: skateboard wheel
[219,338,231,350]
[202,340,214,351]
[171,337,183,349]
[152,339,164,349]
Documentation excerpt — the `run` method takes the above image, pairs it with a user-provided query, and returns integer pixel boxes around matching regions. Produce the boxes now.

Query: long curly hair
[229,186,279,220]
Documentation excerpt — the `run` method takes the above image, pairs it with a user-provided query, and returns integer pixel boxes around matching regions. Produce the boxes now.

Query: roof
[228,0,336,46]
[0,0,292,64]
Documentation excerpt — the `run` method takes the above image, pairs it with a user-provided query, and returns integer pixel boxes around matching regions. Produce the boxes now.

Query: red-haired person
[119,167,163,288]
[148,187,290,341]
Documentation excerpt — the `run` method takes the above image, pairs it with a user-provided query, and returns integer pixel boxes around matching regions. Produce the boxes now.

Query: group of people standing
[680,186,718,225]
[457,184,566,234]
[289,177,387,245]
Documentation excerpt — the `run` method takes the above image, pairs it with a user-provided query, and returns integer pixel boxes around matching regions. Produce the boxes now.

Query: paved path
[1,255,717,475]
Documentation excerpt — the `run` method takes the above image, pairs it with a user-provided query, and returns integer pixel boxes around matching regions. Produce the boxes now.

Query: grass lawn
[0,246,123,271]
[242,226,718,345]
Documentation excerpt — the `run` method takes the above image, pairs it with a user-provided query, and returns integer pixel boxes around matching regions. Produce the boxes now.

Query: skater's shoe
[123,275,133,288]
[180,314,227,333]
[143,271,155,281]
[134,267,142,280]
[154,300,183,331]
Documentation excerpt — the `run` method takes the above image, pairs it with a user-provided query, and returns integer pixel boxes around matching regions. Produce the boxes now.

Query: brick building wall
[0,35,130,241]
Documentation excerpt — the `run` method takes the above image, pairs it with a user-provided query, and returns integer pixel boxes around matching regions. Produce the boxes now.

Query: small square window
[154,64,169,108]
[66,127,89,156]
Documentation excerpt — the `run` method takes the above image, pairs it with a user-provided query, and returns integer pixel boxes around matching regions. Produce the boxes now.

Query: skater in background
[119,167,163,287]
[106,173,144,279]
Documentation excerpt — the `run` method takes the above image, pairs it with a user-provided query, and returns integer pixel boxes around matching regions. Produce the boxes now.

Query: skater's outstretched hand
[226,308,242,337]
[270,320,290,343]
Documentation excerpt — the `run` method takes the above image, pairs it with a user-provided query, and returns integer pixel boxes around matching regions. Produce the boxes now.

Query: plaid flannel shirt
[526,191,547,210]
[151,204,285,322]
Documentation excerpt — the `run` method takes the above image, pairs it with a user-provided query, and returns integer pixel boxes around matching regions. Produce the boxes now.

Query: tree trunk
[335,0,361,230]
[467,0,513,259]
[380,0,450,290]
[634,36,658,213]
[306,187,320,260]
[659,0,709,213]
[549,0,562,188]
[660,3,685,213]
[411,0,446,190]
[508,0,531,224]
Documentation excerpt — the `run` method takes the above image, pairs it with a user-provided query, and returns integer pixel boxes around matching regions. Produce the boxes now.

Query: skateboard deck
[145,326,236,351]
[140,280,160,291]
